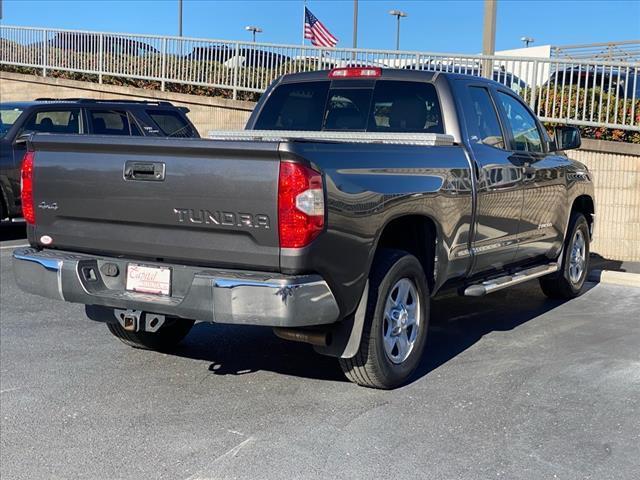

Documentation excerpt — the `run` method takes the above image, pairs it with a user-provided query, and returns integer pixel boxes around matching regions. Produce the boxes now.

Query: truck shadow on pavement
[171,281,593,386]
[0,224,27,241]
[175,322,347,382]
[412,284,587,381]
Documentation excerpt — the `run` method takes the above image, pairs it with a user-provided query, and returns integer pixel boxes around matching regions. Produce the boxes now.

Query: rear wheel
[107,317,195,351]
[539,213,590,299]
[339,249,429,389]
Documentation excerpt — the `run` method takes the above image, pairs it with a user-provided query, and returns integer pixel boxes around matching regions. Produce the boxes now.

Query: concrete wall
[0,71,255,133]
[2,72,639,261]
[567,139,640,262]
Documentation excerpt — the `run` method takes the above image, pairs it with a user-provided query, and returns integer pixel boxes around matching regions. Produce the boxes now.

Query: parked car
[404,61,528,94]
[544,66,640,98]
[188,45,291,69]
[225,48,291,69]
[13,68,594,389]
[47,32,158,56]
[0,99,198,222]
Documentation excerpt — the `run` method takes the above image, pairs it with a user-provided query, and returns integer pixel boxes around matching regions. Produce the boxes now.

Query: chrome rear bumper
[13,248,340,327]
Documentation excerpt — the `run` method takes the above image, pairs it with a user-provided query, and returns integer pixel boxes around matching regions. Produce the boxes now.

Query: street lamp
[245,26,263,43]
[388,9,407,50]
[521,36,534,48]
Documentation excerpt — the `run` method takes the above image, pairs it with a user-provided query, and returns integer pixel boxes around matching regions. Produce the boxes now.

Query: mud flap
[314,282,369,359]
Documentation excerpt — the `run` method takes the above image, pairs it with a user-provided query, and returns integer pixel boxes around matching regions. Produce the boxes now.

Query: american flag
[304,7,338,48]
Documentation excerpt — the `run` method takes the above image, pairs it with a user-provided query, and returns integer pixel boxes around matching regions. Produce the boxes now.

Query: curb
[588,270,640,288]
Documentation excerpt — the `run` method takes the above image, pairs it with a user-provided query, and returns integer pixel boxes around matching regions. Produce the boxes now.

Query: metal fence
[1,25,639,131]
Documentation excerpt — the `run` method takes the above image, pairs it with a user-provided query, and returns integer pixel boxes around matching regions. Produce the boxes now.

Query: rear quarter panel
[280,142,473,317]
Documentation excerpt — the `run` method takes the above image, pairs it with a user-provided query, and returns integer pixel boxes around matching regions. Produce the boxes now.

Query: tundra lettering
[173,208,270,228]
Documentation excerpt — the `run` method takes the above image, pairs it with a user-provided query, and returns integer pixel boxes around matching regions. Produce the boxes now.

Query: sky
[1,0,639,53]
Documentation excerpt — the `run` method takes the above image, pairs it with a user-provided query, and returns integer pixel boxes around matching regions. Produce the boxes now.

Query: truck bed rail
[208,130,456,146]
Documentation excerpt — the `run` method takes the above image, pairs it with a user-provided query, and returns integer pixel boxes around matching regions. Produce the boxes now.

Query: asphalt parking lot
[1,225,639,480]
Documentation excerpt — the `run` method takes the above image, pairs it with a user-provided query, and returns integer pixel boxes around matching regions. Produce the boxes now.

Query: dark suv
[0,99,199,222]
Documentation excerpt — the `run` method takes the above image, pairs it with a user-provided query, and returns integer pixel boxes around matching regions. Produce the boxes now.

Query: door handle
[508,154,536,176]
[123,161,165,181]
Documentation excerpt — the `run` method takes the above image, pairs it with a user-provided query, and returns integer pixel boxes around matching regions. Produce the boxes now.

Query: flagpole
[302,0,307,46]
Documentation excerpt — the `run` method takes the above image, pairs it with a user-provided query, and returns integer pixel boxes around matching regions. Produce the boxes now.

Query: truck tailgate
[29,135,281,270]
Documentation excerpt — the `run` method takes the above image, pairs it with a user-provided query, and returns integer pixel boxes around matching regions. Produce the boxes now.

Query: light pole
[178,0,183,37]
[388,10,407,51]
[481,0,497,79]
[353,0,359,50]
[245,26,263,43]
[520,36,534,48]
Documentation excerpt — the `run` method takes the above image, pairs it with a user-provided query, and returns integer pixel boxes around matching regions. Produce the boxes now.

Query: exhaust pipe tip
[273,327,331,347]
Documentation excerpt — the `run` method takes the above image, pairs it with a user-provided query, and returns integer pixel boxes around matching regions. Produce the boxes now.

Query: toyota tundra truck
[13,68,594,389]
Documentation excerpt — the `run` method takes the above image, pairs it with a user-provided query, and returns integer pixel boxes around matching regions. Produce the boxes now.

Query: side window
[146,109,195,137]
[368,81,444,133]
[467,87,505,149]
[497,92,543,153]
[89,110,141,136]
[21,109,81,134]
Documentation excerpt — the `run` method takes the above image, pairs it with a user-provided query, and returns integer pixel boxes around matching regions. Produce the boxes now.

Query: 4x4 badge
[38,201,58,210]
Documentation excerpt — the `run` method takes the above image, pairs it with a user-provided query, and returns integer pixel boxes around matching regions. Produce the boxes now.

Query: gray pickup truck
[13,68,594,389]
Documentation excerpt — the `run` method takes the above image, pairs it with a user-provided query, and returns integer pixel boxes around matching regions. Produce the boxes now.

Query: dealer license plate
[126,263,171,296]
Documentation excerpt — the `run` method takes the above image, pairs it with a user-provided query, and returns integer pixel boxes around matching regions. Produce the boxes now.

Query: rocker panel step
[464,263,559,297]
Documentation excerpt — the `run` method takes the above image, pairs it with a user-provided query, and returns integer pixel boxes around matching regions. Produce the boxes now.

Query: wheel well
[571,195,595,235]
[376,215,437,290]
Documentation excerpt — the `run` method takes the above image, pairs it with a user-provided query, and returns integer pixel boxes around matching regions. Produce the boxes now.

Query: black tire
[107,317,195,351]
[339,249,430,389]
[539,212,590,299]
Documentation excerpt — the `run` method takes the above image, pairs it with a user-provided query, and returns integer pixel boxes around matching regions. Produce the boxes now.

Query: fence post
[232,41,240,100]
[98,33,104,84]
[161,38,167,91]
[42,29,48,77]
[529,60,539,111]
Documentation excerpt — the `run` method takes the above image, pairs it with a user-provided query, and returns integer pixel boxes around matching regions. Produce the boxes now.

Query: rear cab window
[254,80,444,134]
[255,82,329,131]
[146,109,196,137]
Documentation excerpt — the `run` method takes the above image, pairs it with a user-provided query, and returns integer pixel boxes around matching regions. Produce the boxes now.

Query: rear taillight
[21,151,35,225]
[329,67,382,78]
[278,162,325,248]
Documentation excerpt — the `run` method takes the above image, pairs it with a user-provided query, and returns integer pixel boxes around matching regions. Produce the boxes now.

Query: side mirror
[554,126,581,151]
